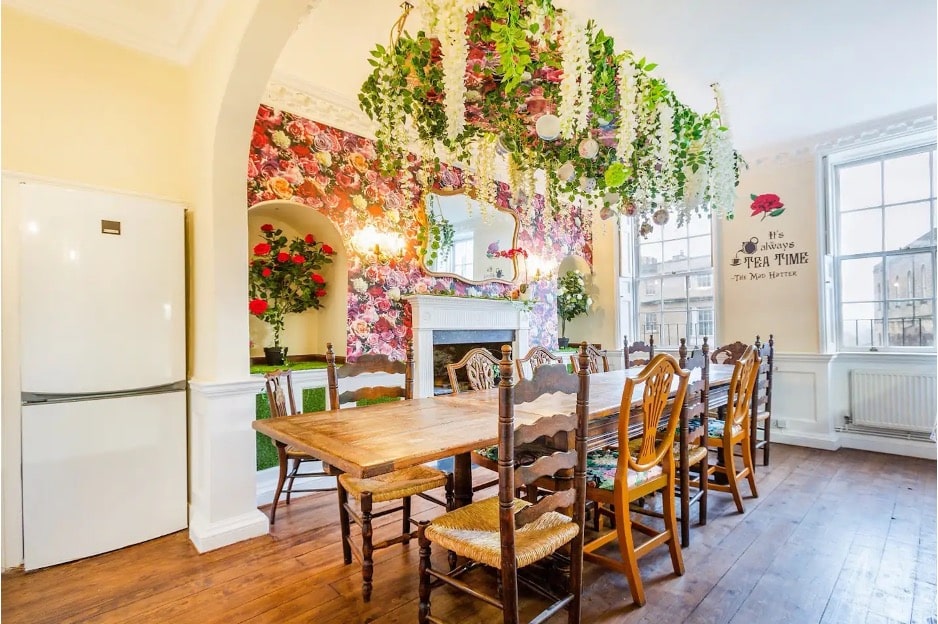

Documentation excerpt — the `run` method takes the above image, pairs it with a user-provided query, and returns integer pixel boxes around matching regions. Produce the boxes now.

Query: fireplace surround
[404,295,530,398]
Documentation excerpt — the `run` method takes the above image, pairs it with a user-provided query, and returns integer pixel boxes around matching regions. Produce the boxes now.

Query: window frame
[822,131,937,353]
[619,215,717,349]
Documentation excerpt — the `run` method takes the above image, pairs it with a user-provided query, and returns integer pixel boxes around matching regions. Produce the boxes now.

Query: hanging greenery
[358,0,743,236]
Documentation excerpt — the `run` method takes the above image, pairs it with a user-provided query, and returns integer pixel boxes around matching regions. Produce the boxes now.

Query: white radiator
[848,371,937,436]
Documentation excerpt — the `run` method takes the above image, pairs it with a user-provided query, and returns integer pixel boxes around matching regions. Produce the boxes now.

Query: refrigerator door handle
[22,380,187,405]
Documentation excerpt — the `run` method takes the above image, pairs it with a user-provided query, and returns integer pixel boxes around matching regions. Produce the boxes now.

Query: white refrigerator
[18,181,188,570]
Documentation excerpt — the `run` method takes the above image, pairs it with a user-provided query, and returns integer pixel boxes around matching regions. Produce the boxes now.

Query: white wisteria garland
[558,14,593,140]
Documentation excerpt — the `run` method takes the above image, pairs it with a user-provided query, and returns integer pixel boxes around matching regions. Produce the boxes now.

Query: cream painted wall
[717,156,820,353]
[1,8,189,200]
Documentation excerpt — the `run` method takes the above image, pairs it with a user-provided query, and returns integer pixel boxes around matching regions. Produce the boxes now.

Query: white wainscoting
[770,352,936,460]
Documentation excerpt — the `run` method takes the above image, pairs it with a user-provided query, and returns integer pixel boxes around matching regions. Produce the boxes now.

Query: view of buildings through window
[620,214,714,348]
[833,143,936,349]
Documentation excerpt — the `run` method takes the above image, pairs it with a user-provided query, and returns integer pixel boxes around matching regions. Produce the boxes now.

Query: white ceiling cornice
[262,73,377,139]
[2,0,228,65]
[747,106,937,169]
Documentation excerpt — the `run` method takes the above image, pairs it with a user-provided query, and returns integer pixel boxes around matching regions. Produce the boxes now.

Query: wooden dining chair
[417,345,589,624]
[514,344,562,380]
[583,353,688,607]
[692,345,760,514]
[263,369,336,525]
[570,343,609,373]
[709,340,749,365]
[751,334,774,466]
[446,347,500,394]
[447,347,503,492]
[674,349,709,547]
[623,335,655,368]
[325,342,454,602]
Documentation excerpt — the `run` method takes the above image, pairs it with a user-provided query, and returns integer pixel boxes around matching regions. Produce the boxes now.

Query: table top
[253,365,734,479]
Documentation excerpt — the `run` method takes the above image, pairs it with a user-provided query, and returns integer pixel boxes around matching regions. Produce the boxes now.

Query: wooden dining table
[253,365,735,508]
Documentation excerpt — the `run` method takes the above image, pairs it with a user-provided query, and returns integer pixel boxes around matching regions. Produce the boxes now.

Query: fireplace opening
[432,330,515,396]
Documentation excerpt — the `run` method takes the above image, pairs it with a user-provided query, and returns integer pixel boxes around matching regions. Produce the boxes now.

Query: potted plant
[248,223,336,364]
[556,269,592,349]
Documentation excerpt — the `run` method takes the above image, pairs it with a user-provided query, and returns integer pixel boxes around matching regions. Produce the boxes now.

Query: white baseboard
[188,507,269,553]
[836,432,937,460]
[771,430,841,451]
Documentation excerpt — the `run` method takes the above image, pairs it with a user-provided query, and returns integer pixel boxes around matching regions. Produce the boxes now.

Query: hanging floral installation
[358,0,743,236]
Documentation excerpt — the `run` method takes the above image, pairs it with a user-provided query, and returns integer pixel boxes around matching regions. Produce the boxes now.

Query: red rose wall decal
[750,193,785,220]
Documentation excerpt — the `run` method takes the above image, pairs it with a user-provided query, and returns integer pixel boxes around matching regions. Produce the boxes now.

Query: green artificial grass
[250,361,329,374]
[255,386,326,471]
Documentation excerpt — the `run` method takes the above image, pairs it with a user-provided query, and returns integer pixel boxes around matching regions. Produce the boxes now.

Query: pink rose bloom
[376,298,391,312]
[366,333,382,349]
[360,305,379,324]
[281,164,305,185]
[351,318,370,337]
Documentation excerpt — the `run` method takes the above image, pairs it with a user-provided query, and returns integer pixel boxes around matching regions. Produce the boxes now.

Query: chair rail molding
[188,377,270,552]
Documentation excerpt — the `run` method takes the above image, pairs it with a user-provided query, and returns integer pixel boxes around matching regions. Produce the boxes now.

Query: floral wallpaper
[248,104,591,360]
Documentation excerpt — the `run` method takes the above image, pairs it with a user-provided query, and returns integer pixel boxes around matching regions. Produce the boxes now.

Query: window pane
[884,202,933,251]
[884,151,932,205]
[841,302,882,348]
[839,161,881,211]
[639,277,660,302]
[887,299,934,347]
[886,253,933,300]
[686,214,711,237]
[639,242,662,276]
[662,238,688,272]
[839,209,882,254]
[660,218,684,241]
[840,257,882,302]
[688,235,711,268]
[619,223,633,277]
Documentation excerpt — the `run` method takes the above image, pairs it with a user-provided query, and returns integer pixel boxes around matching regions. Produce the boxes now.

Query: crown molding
[747,106,937,169]
[262,73,377,139]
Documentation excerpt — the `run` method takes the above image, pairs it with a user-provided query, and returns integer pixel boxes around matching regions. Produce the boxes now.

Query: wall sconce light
[350,225,405,264]
[526,254,557,282]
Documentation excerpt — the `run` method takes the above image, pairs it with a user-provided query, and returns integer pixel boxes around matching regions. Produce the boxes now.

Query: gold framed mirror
[419,188,521,286]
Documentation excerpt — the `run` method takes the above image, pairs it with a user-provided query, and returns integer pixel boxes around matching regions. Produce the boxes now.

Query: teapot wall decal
[741,237,759,254]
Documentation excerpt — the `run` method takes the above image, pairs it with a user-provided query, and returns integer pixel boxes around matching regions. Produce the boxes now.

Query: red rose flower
[261,267,272,277]
[315,289,327,298]
[276,252,290,262]
[311,273,325,284]
[374,317,392,333]
[321,244,335,255]
[750,193,784,218]
[260,223,274,232]
[305,234,315,244]
[292,254,305,264]
[248,299,268,315]
[253,243,271,255]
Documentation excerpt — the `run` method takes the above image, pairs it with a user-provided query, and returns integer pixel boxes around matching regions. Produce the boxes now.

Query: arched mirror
[420,190,521,286]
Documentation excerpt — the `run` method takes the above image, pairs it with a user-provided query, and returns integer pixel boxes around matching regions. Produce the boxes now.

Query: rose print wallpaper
[247,104,592,360]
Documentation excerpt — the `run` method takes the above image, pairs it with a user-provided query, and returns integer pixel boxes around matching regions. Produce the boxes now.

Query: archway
[247,200,349,358]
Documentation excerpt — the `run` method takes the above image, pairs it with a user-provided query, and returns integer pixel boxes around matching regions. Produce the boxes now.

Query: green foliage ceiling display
[359,0,743,236]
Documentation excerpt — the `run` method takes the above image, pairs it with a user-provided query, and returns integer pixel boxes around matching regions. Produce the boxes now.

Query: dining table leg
[453,452,473,508]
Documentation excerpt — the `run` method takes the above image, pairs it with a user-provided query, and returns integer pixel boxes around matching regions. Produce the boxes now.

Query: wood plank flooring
[3,444,936,623]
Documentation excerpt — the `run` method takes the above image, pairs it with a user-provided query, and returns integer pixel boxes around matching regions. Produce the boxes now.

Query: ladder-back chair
[263,369,335,525]
[417,345,590,624]
[325,342,453,602]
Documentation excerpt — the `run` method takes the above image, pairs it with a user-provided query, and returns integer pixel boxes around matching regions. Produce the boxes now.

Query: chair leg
[270,444,289,525]
[337,482,352,565]
[723,439,745,514]
[742,436,759,499]
[361,492,375,602]
[763,416,771,466]
[402,496,412,544]
[418,523,432,624]
[662,471,685,577]
[679,460,690,548]
[285,457,302,504]
[615,504,645,606]
[699,453,709,526]
[749,417,758,473]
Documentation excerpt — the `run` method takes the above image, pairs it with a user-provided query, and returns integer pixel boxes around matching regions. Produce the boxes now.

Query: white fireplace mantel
[404,295,530,397]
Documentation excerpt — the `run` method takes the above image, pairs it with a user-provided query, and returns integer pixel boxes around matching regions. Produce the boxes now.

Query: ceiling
[7,0,936,152]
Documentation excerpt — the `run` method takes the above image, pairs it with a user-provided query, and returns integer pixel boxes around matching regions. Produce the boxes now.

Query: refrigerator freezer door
[19,182,185,394]
[22,391,187,570]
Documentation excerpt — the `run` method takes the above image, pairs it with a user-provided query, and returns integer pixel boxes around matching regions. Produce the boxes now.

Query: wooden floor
[3,444,936,623]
